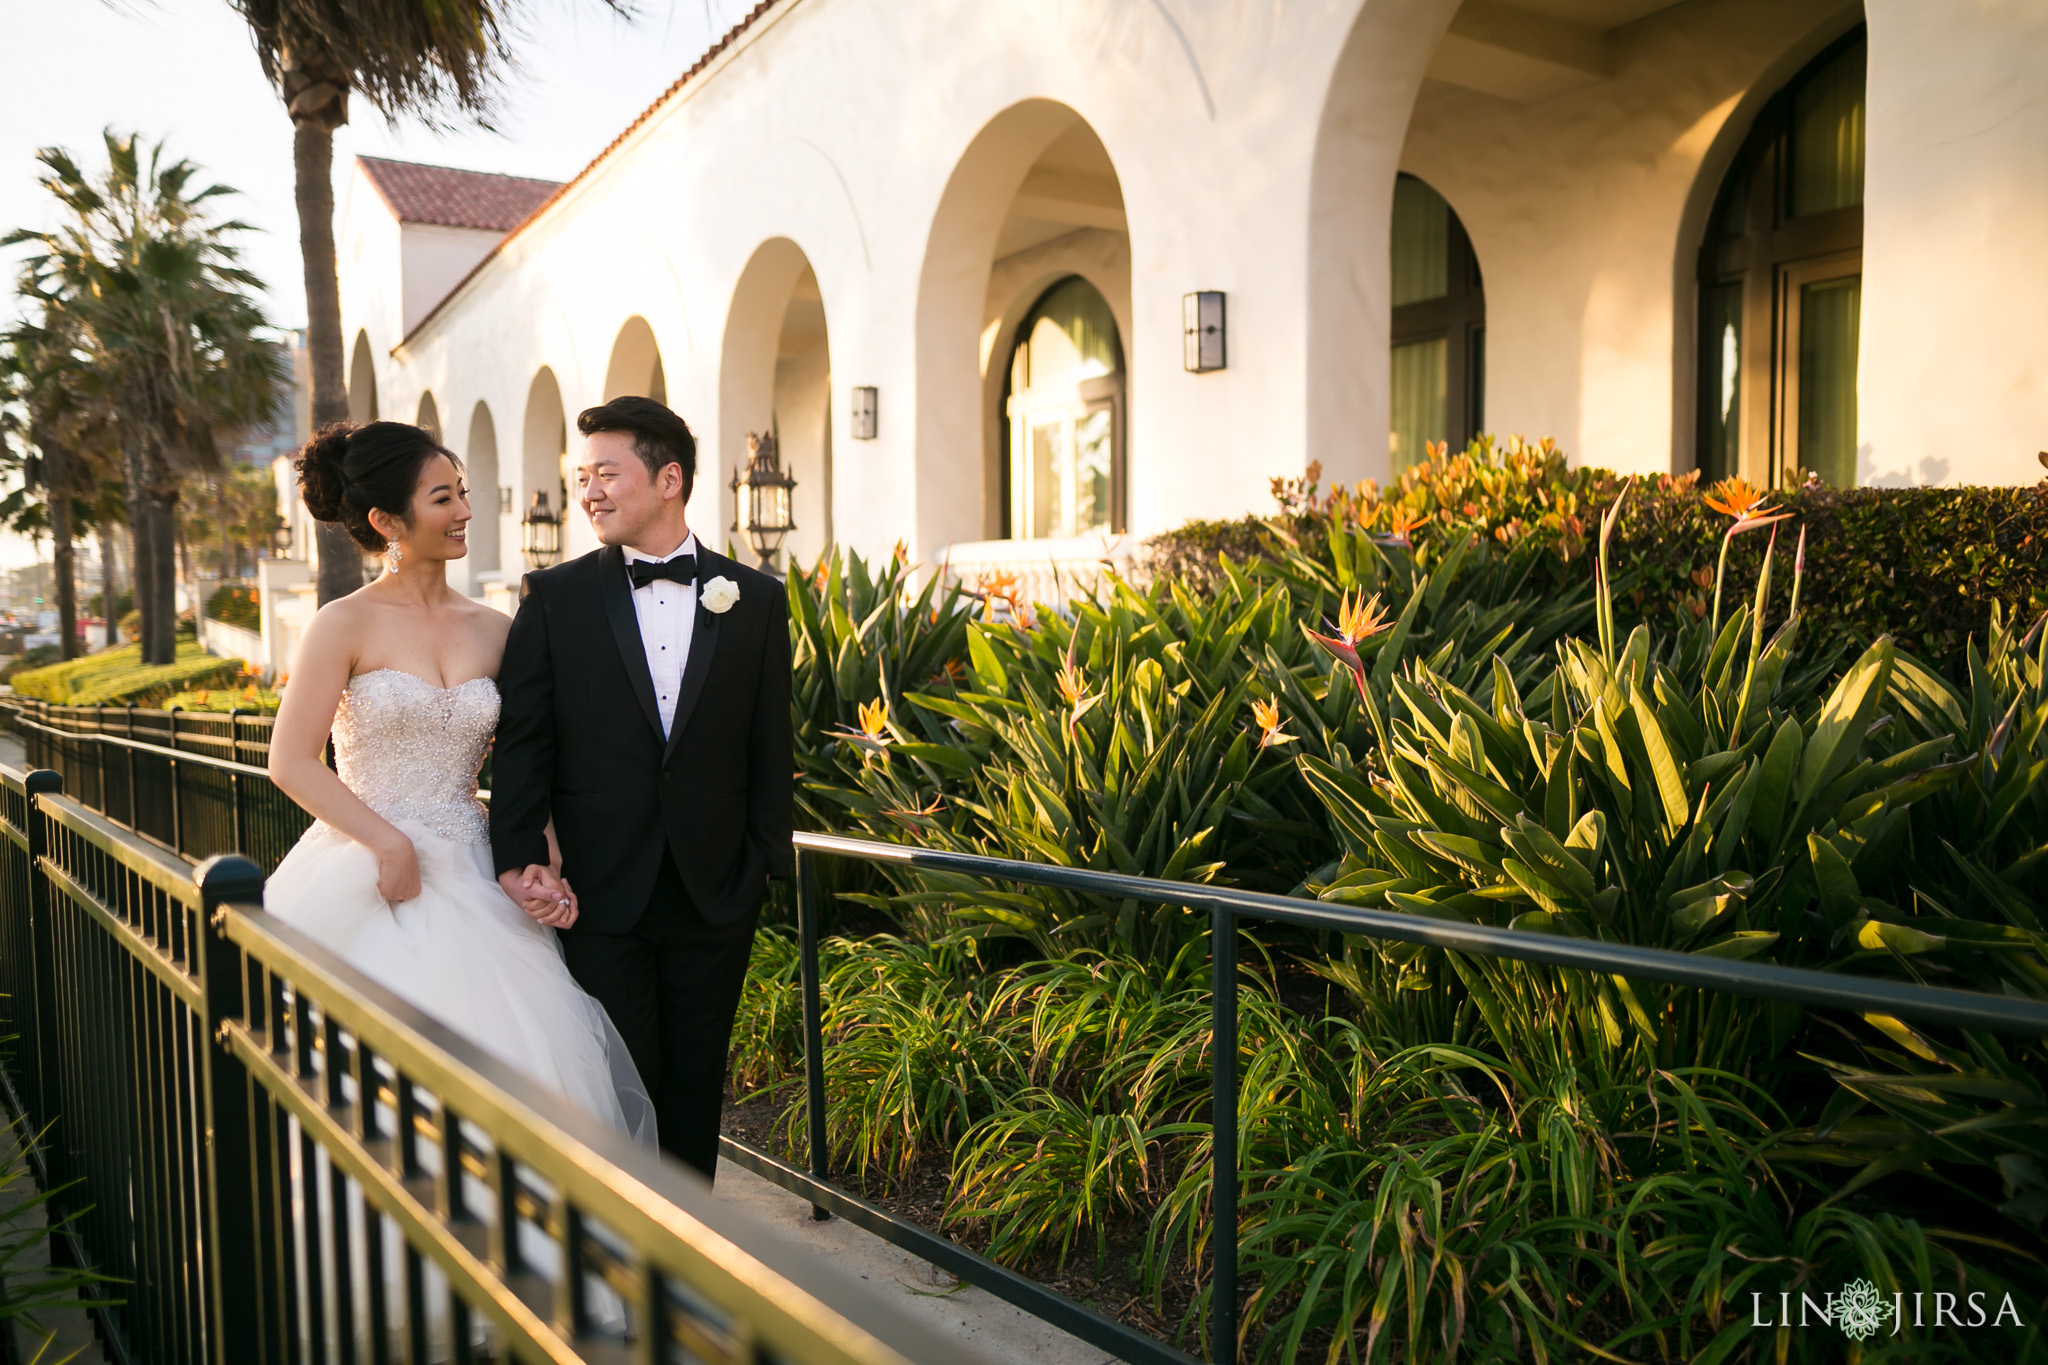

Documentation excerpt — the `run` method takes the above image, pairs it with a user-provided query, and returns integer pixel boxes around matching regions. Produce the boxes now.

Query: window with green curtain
[1699,281,1742,483]
[1696,27,1864,487]
[1389,337,1447,475]
[1799,275,1861,488]
[1388,174,1481,468]
[1023,276,1120,385]
[1792,39,1865,217]
[1391,177,1449,307]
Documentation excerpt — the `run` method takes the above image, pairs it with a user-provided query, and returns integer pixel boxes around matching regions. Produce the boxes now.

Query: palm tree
[0,310,119,659]
[6,134,284,665]
[227,0,626,604]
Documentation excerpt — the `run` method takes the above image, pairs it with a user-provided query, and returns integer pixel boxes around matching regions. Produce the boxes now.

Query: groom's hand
[499,864,578,928]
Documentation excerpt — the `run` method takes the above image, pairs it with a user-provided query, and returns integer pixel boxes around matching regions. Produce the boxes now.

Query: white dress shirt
[623,534,699,738]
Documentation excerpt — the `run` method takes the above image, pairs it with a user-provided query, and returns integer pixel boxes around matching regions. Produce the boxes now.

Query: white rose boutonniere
[701,574,742,614]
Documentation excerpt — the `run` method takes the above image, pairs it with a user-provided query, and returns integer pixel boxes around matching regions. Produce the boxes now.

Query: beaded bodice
[326,669,496,845]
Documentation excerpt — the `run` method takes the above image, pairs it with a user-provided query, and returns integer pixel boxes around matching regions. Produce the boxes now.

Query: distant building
[330,0,2045,600]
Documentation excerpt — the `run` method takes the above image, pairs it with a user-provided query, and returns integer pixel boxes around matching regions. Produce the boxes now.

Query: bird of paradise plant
[1304,589,1393,704]
[1702,476,1793,635]
[1249,696,1294,751]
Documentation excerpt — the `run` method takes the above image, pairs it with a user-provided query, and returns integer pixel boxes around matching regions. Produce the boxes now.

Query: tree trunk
[146,492,178,665]
[124,434,154,660]
[51,489,76,660]
[286,62,361,607]
[100,524,118,651]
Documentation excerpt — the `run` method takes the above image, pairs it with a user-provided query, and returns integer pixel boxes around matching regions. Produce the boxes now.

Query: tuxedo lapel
[663,549,728,759]
[597,544,664,743]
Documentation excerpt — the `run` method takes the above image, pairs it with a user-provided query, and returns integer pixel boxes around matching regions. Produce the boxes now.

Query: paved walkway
[0,731,26,772]
[714,1156,1120,1364]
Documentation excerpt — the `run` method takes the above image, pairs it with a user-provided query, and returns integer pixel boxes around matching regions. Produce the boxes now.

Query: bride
[265,419,654,1145]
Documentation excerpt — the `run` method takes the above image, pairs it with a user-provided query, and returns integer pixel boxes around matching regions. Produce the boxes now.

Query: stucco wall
[1398,0,1861,476]
[1860,0,2048,488]
[335,0,2046,580]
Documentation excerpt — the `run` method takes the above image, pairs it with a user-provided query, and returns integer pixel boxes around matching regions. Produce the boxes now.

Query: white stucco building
[325,0,2047,602]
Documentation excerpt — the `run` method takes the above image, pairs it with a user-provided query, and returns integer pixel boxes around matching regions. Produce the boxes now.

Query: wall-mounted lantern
[520,489,562,569]
[851,386,878,440]
[1183,291,1226,373]
[732,431,797,573]
[497,486,513,515]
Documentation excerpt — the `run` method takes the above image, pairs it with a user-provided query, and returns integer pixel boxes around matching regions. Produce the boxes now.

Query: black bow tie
[628,554,697,589]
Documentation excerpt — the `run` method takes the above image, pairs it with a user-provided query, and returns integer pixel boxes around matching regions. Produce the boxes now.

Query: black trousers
[559,851,758,1180]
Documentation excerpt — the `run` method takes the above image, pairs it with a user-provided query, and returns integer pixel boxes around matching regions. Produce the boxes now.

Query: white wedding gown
[265,668,656,1145]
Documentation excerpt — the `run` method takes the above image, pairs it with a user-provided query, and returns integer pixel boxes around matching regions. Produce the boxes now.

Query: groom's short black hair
[576,396,696,498]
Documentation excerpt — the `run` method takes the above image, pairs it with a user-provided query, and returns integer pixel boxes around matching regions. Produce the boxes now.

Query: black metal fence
[9,698,309,872]
[8,697,2048,1365]
[0,756,962,1365]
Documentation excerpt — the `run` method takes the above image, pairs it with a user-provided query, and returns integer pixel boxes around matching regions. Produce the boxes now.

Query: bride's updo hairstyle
[295,421,461,553]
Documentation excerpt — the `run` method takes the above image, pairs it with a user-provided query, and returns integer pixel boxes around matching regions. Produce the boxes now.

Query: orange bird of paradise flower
[1251,697,1295,750]
[1306,590,1393,703]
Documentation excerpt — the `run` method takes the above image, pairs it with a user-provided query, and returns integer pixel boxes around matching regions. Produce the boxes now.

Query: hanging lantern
[520,489,561,570]
[730,431,797,574]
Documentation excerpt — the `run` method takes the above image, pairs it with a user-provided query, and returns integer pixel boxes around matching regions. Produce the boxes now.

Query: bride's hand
[373,832,422,903]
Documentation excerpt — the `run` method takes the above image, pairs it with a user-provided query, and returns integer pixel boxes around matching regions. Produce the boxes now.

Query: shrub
[1144,437,2048,673]
[205,583,260,631]
[161,682,280,714]
[11,641,243,708]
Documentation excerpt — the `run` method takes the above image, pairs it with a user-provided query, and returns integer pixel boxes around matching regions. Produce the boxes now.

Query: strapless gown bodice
[324,668,495,845]
[265,669,652,1147]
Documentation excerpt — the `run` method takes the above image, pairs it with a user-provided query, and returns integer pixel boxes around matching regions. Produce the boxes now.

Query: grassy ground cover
[759,447,2046,1361]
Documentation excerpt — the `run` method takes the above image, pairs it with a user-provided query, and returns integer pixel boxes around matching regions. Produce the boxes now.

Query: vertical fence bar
[795,847,830,1222]
[1210,903,1237,1365]
[23,770,61,1135]
[198,858,262,1365]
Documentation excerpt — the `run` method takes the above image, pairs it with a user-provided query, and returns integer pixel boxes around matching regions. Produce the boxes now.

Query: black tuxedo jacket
[488,542,794,931]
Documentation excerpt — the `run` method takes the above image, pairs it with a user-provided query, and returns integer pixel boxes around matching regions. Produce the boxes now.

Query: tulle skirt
[264,817,657,1147]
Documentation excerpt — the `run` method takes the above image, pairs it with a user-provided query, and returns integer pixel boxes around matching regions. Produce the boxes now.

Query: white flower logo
[1835,1279,1887,1342]
[701,575,741,614]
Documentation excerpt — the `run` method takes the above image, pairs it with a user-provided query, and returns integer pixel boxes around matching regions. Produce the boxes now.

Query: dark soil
[720,1088,1199,1354]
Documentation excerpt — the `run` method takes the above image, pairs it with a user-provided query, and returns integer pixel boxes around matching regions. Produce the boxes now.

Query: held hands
[498,864,579,929]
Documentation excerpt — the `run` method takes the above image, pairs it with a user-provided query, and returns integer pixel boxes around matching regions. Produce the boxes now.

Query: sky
[0,0,756,568]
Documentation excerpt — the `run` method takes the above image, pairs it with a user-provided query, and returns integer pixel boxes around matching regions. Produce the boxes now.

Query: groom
[490,394,792,1180]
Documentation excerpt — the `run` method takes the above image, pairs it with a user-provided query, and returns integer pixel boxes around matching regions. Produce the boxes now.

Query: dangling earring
[385,538,404,574]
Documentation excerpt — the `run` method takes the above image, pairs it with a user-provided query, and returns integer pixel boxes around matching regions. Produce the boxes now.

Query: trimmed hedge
[11,642,245,708]
[1143,437,2048,671]
[206,583,260,631]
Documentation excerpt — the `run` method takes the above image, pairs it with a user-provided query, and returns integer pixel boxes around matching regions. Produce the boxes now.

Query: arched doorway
[918,101,1131,554]
[348,330,379,423]
[415,391,440,441]
[465,401,501,576]
[603,315,668,404]
[1697,28,1866,489]
[719,241,832,569]
[1388,173,1484,474]
[521,369,567,569]
[1000,277,1123,539]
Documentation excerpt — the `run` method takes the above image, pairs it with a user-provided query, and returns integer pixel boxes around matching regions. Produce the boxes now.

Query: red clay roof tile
[357,156,563,232]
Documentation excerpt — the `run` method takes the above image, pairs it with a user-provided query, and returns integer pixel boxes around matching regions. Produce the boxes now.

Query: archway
[348,330,379,423]
[415,391,440,441]
[465,401,501,575]
[719,240,832,570]
[1305,0,1466,485]
[917,100,1131,554]
[603,315,668,404]
[1694,28,1867,489]
[521,369,567,571]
